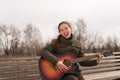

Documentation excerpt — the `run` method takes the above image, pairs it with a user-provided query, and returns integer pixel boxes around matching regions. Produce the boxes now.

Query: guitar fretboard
[71,54,98,64]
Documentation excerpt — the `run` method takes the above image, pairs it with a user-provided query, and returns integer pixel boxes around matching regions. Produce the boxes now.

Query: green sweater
[39,34,97,74]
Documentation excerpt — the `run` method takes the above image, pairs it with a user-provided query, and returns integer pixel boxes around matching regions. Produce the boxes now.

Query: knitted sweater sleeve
[39,43,58,66]
[78,50,98,66]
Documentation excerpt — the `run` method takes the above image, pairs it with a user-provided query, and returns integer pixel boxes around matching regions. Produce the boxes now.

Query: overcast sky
[0,0,120,42]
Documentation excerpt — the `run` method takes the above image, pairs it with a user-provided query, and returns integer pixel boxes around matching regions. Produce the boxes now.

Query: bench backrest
[0,52,120,80]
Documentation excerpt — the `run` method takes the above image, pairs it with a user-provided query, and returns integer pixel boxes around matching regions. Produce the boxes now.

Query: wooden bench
[0,52,120,80]
[0,56,41,80]
[82,52,120,80]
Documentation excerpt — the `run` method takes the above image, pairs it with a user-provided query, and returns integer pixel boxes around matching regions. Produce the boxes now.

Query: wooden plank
[81,62,120,70]
[82,66,120,75]
[0,69,40,79]
[83,70,120,80]
[0,57,39,62]
[0,61,38,67]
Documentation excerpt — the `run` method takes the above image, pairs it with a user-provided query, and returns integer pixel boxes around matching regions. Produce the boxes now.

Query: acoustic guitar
[39,50,113,80]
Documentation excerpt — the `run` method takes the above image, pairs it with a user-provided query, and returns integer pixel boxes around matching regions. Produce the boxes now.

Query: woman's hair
[58,21,72,32]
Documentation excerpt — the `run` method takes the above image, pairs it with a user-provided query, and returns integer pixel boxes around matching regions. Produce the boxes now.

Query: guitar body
[39,52,76,80]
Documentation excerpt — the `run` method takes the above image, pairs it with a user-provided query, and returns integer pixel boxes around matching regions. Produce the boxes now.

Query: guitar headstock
[102,50,113,57]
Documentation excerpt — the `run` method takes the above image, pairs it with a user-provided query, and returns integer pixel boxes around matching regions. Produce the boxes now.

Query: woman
[39,21,103,80]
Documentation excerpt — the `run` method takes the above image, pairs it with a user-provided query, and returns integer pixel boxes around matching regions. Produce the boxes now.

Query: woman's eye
[65,27,68,30]
[60,29,64,32]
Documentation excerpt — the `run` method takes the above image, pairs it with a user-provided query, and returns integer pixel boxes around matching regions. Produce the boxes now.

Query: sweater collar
[59,34,74,44]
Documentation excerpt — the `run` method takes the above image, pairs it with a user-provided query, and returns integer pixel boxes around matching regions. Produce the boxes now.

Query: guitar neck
[71,54,98,64]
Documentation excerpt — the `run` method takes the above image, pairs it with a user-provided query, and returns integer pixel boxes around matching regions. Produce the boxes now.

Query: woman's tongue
[64,33,69,37]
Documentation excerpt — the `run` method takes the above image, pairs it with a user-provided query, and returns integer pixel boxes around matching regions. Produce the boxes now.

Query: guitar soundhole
[63,59,71,67]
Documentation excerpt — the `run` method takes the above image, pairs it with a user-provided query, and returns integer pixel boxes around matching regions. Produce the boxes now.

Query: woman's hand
[56,61,70,72]
[97,53,103,63]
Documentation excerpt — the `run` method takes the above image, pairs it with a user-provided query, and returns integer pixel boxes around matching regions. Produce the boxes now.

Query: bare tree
[73,19,104,53]
[0,29,5,55]
[23,24,42,56]
[0,24,10,55]
[9,25,21,55]
[73,19,87,51]
[0,24,21,56]
[105,36,113,50]
[112,36,119,52]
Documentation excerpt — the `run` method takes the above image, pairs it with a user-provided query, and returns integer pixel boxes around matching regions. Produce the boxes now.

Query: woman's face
[59,23,72,39]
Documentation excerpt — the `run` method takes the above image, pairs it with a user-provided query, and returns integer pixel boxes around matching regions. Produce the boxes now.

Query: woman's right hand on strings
[56,61,70,72]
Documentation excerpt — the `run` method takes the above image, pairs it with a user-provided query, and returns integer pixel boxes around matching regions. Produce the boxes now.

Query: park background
[0,0,120,56]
